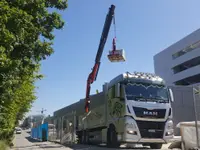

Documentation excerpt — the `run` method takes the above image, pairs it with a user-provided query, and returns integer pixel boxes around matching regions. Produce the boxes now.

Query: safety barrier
[31,123,48,141]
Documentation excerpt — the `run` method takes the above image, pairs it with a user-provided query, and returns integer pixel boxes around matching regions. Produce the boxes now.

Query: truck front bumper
[124,138,165,143]
[118,129,174,144]
[120,117,174,144]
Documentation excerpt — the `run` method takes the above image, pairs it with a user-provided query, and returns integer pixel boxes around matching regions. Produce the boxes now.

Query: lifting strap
[113,13,117,39]
[112,14,117,54]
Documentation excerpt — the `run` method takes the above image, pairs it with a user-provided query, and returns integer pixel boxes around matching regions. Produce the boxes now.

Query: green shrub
[0,141,8,150]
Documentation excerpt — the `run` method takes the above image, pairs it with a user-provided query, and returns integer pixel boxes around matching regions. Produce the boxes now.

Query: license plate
[148,129,156,133]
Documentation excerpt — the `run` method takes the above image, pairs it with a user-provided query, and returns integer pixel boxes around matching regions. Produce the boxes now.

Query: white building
[154,28,200,86]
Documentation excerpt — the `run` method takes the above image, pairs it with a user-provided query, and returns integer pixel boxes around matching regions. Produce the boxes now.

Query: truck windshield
[125,83,169,103]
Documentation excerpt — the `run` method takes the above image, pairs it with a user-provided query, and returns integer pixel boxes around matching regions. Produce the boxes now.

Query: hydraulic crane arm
[85,5,116,113]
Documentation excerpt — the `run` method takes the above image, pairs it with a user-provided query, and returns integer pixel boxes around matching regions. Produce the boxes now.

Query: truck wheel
[150,143,162,149]
[107,126,120,148]
[77,131,82,144]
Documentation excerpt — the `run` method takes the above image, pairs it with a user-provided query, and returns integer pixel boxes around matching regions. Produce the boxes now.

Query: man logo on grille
[143,111,158,116]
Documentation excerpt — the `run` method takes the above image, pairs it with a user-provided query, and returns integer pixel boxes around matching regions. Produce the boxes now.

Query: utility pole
[37,108,47,124]
[40,108,47,115]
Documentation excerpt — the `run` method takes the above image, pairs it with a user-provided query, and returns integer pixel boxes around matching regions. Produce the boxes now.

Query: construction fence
[48,111,77,145]
[185,86,200,149]
[171,86,200,149]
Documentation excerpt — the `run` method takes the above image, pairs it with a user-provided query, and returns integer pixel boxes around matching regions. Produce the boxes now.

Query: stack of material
[176,121,200,150]
[108,49,126,62]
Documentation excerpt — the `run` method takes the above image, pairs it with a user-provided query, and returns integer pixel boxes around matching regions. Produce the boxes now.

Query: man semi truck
[54,71,174,149]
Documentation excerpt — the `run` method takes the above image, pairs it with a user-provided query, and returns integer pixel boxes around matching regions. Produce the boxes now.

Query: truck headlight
[127,130,137,135]
[165,130,174,136]
[126,122,138,135]
[167,120,173,129]
[126,122,137,129]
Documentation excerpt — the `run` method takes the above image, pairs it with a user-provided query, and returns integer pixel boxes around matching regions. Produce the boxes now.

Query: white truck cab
[104,72,174,149]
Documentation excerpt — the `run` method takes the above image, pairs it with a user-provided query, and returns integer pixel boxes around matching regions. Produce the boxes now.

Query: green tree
[0,0,68,143]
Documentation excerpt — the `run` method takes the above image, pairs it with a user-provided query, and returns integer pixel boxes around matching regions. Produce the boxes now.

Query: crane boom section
[95,5,115,63]
[85,5,115,113]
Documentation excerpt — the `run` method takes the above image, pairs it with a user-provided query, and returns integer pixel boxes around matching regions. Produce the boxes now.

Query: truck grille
[133,106,166,119]
[136,120,165,138]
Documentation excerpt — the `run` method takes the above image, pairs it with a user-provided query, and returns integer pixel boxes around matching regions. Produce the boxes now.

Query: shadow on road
[25,136,41,143]
[12,145,64,149]
[23,136,64,149]
[39,144,64,149]
[61,143,150,150]
[24,136,151,150]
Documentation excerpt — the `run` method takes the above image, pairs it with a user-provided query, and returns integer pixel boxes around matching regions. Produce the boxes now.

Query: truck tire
[77,131,82,144]
[107,126,120,148]
[149,143,162,149]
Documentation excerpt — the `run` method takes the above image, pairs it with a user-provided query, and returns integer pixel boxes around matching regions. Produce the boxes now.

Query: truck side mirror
[169,88,174,102]
[115,83,120,98]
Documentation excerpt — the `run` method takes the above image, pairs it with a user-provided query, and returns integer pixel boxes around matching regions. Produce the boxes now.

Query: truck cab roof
[108,71,165,88]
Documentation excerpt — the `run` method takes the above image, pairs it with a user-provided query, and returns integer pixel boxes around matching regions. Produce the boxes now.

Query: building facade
[154,28,200,86]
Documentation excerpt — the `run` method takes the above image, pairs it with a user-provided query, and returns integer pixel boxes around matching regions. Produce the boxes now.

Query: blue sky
[29,0,200,116]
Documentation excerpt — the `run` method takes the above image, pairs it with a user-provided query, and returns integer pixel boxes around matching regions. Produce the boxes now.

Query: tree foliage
[0,0,68,143]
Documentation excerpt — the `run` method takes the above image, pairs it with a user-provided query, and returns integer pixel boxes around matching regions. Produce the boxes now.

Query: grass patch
[0,140,8,150]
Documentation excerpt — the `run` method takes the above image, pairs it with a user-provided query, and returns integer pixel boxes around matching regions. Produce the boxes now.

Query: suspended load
[107,11,126,62]
[108,49,126,62]
[108,38,126,62]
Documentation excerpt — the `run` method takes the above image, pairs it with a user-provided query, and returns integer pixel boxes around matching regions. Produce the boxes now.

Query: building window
[174,73,200,85]
[172,56,200,74]
[172,40,200,59]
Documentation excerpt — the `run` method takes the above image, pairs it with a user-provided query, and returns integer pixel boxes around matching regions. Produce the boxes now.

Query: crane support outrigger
[85,5,116,113]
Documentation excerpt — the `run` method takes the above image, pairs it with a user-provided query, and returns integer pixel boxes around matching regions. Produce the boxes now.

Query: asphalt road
[11,131,69,150]
[10,131,174,150]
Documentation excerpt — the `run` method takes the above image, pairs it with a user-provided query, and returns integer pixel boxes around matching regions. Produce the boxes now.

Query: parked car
[27,130,31,133]
[15,127,22,134]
